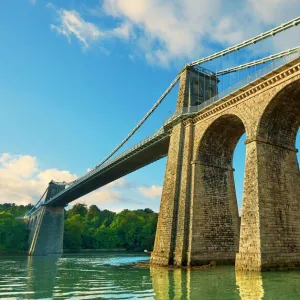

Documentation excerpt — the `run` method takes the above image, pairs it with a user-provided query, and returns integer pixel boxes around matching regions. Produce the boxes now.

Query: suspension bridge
[24,17,300,272]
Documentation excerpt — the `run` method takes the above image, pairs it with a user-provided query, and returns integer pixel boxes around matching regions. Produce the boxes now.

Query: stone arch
[257,79,300,148]
[188,114,246,265]
[259,80,300,261]
[237,80,300,271]
[197,114,246,168]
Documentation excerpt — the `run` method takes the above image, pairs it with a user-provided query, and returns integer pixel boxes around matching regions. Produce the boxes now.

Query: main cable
[94,74,181,168]
[216,46,300,76]
[187,16,300,67]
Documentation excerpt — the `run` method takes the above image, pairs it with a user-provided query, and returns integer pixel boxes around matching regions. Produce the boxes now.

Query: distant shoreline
[63,249,127,253]
[0,249,149,255]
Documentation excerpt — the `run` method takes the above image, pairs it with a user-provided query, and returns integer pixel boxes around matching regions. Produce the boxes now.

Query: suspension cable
[187,16,300,68]
[95,74,181,167]
[44,16,300,189]
[24,186,49,218]
[216,46,300,76]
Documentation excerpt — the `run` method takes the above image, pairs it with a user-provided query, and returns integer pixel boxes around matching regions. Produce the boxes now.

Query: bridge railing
[26,51,300,217]
[41,127,167,205]
[25,126,167,218]
[164,51,300,126]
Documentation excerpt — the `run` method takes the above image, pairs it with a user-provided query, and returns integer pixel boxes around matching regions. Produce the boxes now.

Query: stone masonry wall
[152,59,300,270]
[151,123,185,265]
[29,206,64,255]
[174,119,194,266]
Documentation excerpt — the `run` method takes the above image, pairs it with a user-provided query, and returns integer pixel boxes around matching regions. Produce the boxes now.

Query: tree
[0,212,29,251]
[0,202,159,252]
[94,226,119,249]
[63,214,84,250]
[86,205,101,220]
[67,203,88,218]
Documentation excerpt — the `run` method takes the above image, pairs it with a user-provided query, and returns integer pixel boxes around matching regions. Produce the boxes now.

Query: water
[1,253,300,299]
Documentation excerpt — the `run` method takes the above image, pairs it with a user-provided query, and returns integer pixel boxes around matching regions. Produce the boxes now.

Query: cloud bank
[0,153,162,212]
[48,0,300,66]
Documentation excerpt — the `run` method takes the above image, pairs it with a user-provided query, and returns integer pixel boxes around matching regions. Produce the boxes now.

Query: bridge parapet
[152,52,300,270]
[164,51,300,128]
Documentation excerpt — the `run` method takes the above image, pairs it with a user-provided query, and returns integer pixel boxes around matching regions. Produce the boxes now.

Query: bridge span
[25,17,300,272]
[44,129,169,208]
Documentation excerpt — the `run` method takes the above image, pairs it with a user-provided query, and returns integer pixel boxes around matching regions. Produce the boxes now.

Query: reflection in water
[236,271,264,300]
[150,267,189,299]
[150,266,240,300]
[27,254,61,299]
[1,254,300,299]
[173,268,186,300]
[150,266,172,299]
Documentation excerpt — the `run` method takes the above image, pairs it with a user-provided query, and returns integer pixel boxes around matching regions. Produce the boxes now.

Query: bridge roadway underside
[48,134,170,207]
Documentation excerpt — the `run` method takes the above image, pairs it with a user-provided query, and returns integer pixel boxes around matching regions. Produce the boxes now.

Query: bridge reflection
[24,257,300,299]
[151,266,300,299]
[235,271,264,300]
[26,255,61,299]
[150,265,240,299]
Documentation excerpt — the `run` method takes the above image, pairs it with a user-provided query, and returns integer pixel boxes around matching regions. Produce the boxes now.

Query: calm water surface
[1,253,300,299]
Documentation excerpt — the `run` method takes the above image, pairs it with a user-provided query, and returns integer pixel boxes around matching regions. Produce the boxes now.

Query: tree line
[0,203,158,252]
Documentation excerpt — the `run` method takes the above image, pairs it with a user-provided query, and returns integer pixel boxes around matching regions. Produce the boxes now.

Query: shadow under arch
[189,114,246,265]
[237,80,300,271]
[257,79,300,148]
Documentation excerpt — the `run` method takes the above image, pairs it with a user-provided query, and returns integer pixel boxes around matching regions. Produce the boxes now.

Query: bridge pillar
[151,121,187,265]
[151,67,237,267]
[187,161,240,266]
[28,205,64,255]
[236,139,300,271]
[28,181,66,255]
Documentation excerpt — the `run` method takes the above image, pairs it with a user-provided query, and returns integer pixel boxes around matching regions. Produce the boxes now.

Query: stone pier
[28,181,66,255]
[152,60,300,270]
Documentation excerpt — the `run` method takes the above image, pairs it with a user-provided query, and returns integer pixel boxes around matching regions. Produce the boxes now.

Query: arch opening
[252,79,300,266]
[198,115,246,170]
[191,114,246,263]
[257,80,300,148]
[233,133,246,216]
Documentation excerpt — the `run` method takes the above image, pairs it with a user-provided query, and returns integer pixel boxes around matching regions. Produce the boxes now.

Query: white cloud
[0,153,160,212]
[0,153,38,178]
[249,0,300,24]
[72,178,139,211]
[29,0,36,5]
[137,185,162,199]
[110,22,132,39]
[101,0,259,66]
[50,9,102,49]
[0,153,77,205]
[49,0,300,67]
[37,169,77,184]
[49,7,132,50]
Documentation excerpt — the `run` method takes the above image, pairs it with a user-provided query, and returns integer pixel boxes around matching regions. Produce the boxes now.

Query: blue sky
[0,0,299,212]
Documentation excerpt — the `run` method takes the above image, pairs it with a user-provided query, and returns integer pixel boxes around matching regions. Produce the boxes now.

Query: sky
[0,0,299,212]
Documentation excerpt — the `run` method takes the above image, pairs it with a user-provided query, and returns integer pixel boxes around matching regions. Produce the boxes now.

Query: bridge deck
[46,129,170,207]
[26,52,300,216]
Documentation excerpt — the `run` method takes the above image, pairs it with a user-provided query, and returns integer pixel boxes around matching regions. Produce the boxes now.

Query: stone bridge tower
[151,59,300,271]
[28,181,66,255]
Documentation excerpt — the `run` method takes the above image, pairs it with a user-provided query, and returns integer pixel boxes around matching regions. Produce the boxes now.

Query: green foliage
[66,203,88,218]
[0,205,32,251]
[94,226,119,249]
[64,214,85,250]
[64,206,158,251]
[0,203,33,216]
[0,202,158,252]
